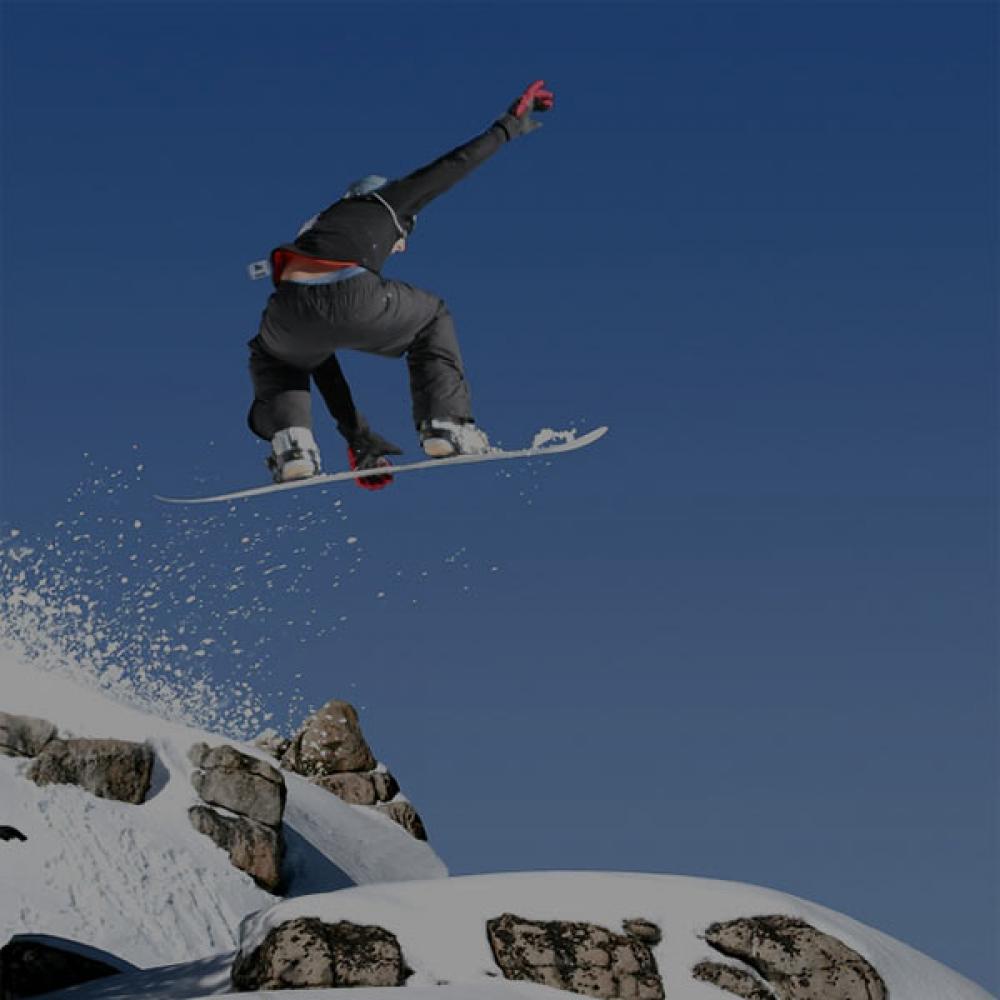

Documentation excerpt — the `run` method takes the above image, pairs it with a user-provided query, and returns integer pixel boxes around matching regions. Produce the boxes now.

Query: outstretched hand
[511,79,555,118]
[502,79,555,138]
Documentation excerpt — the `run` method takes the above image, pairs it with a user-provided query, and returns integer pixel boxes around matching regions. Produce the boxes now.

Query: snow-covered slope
[40,872,992,1000]
[1,613,991,1000]
[0,642,447,968]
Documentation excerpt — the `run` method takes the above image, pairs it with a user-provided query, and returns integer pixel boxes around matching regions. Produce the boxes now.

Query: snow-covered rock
[0,933,138,998]
[28,736,155,804]
[0,711,57,757]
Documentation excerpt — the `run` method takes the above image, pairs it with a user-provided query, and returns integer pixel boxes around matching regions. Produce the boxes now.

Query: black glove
[341,423,403,491]
[498,79,555,140]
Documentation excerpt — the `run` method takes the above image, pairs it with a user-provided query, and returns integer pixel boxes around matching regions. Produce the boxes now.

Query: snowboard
[155,425,608,505]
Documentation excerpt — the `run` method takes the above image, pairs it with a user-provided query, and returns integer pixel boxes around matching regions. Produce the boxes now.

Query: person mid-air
[246,80,555,491]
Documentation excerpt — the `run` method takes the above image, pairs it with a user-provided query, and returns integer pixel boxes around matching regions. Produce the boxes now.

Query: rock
[702,915,888,1000]
[0,825,27,843]
[371,769,400,801]
[189,805,284,893]
[623,918,662,946]
[232,916,336,990]
[487,912,665,1000]
[313,772,378,806]
[231,916,410,990]
[27,738,154,804]
[312,769,400,806]
[0,711,57,758]
[253,728,291,761]
[694,961,776,999]
[281,699,376,776]
[189,742,286,827]
[0,934,134,998]
[376,800,428,841]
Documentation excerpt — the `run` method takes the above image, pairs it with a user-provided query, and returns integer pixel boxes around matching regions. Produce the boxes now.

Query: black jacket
[270,114,521,283]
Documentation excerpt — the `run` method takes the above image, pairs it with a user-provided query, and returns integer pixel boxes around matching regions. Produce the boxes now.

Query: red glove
[511,79,555,118]
[347,447,394,491]
[502,80,554,139]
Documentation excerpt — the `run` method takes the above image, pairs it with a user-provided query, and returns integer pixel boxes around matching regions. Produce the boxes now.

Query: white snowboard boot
[419,418,491,458]
[267,426,321,483]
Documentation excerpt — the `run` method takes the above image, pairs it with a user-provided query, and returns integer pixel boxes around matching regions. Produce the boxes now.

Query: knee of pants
[247,391,314,442]
[247,401,271,441]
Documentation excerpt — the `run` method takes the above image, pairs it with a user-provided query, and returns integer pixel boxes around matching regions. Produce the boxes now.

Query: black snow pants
[247,271,472,441]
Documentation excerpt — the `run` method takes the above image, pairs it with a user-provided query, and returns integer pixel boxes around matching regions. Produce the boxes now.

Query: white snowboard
[155,426,608,505]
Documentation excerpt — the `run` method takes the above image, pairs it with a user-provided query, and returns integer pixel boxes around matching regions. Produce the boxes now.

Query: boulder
[312,769,400,806]
[189,743,286,827]
[487,912,664,1000]
[313,772,378,806]
[188,805,284,893]
[701,915,887,1000]
[231,917,410,990]
[376,800,428,841]
[0,934,135,998]
[0,712,57,758]
[281,699,376,776]
[27,738,154,804]
[694,961,776,999]
[623,919,662,946]
[371,769,400,801]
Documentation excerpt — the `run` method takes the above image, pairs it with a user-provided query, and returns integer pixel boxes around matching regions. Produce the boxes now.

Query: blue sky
[1,1,996,990]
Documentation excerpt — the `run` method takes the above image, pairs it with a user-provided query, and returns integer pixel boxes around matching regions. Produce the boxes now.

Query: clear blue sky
[1,1,996,991]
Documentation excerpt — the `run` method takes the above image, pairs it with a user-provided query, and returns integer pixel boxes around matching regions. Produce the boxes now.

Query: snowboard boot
[267,426,322,483]
[418,417,491,458]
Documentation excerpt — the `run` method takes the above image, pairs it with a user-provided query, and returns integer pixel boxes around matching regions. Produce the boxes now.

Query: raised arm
[381,80,555,218]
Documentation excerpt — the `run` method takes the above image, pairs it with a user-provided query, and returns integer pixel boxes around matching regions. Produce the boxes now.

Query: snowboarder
[246,80,555,490]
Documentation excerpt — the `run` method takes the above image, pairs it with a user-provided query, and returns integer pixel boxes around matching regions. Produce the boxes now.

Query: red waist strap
[271,249,360,284]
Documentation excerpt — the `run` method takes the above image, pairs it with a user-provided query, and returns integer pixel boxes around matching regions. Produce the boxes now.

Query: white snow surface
[1,630,991,1000]
[0,642,447,969]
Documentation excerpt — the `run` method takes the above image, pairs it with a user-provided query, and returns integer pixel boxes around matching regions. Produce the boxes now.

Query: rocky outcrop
[188,805,284,894]
[0,712,57,758]
[231,917,410,991]
[0,934,135,999]
[486,912,665,1000]
[187,743,287,893]
[0,825,27,843]
[698,916,888,1000]
[280,700,376,776]
[27,738,154,804]
[276,700,428,842]
[189,742,286,827]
